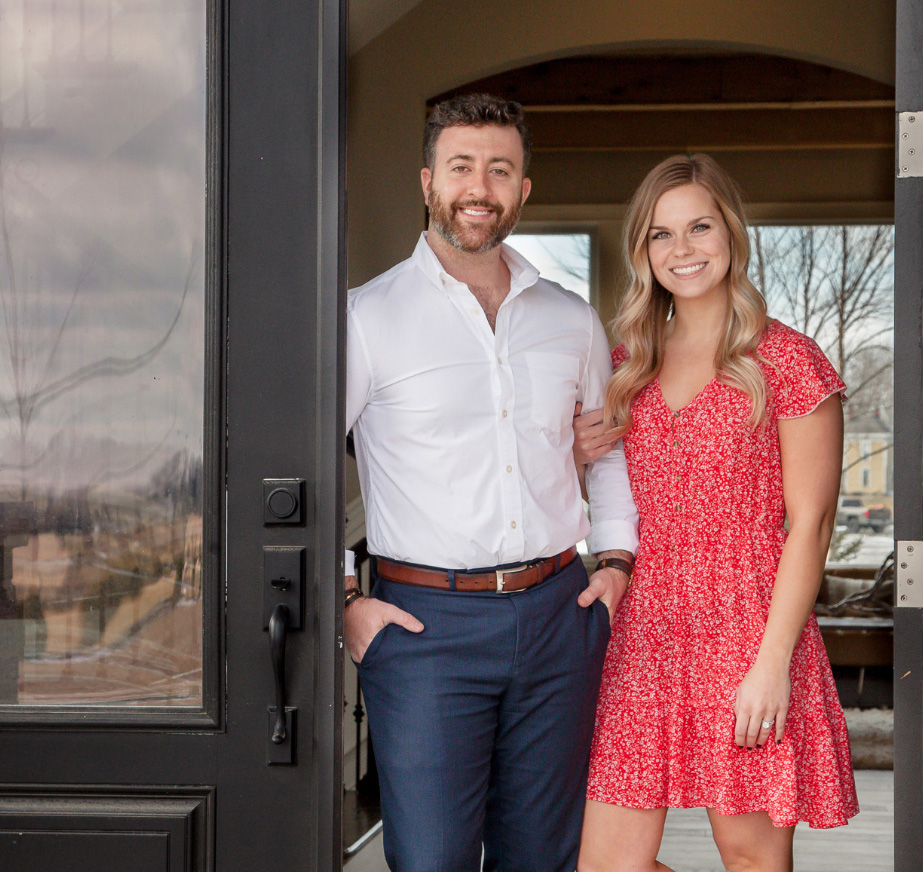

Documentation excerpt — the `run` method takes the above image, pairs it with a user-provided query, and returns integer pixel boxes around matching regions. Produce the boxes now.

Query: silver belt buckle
[495,563,529,592]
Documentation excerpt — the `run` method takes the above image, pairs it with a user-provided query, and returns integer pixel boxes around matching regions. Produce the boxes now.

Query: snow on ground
[829,526,894,570]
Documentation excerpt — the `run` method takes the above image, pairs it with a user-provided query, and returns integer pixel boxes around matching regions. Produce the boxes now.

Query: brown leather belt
[375,546,579,593]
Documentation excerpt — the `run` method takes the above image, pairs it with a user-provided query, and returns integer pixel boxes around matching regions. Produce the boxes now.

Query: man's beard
[428,188,523,254]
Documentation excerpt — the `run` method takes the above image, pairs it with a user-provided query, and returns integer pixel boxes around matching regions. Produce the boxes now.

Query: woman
[575,154,858,872]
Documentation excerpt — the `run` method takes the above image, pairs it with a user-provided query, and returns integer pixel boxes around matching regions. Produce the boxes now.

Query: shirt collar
[412,232,541,299]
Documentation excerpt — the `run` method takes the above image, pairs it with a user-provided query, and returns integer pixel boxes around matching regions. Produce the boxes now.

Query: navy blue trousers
[357,557,610,872]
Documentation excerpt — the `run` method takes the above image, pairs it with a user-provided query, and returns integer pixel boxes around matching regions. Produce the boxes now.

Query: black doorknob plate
[263,547,305,630]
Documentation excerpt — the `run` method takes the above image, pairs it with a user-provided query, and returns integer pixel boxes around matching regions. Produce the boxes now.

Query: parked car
[836,497,892,533]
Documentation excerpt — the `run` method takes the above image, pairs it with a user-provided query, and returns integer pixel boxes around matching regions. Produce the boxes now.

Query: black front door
[0,0,345,868]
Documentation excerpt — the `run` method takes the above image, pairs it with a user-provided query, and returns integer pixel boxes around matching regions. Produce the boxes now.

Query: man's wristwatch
[343,587,364,610]
[593,557,634,578]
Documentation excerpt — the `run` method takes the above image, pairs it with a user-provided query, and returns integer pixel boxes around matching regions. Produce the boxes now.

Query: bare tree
[751,226,833,340]
[750,224,894,417]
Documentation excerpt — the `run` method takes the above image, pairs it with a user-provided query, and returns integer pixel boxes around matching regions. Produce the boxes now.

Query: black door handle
[269,603,290,743]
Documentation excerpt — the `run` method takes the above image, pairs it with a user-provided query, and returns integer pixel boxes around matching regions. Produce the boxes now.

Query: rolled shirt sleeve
[581,310,639,556]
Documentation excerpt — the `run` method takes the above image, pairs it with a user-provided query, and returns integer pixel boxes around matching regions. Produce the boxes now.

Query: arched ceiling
[346,5,896,287]
[424,52,895,211]
[429,53,894,156]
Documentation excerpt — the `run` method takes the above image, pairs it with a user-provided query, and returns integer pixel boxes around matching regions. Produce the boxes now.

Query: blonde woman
[575,154,858,872]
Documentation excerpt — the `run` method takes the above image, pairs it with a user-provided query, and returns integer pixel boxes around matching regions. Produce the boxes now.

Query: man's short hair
[423,93,533,174]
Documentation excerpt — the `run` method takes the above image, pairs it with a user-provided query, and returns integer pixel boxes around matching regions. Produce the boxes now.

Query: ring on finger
[760,719,774,730]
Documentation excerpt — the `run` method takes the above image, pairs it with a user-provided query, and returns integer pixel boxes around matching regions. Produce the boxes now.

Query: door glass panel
[750,223,894,711]
[750,224,894,565]
[0,0,205,706]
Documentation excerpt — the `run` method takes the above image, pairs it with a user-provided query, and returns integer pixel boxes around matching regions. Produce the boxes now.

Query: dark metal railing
[351,539,379,800]
[344,535,382,860]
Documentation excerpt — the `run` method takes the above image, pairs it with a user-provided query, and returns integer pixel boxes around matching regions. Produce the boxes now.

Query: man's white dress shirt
[345,233,638,575]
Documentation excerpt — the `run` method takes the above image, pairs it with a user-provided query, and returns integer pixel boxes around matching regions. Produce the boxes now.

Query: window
[749,224,894,568]
[506,232,593,304]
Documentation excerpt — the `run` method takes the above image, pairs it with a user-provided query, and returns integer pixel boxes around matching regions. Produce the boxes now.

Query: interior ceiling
[429,53,895,156]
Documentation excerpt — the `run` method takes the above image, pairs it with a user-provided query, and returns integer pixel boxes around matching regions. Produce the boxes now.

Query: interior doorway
[343,4,903,863]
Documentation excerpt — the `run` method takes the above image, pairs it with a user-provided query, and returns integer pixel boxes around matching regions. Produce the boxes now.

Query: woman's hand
[573,402,618,466]
[734,656,791,749]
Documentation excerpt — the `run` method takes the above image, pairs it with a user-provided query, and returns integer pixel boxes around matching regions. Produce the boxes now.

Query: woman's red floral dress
[587,320,859,828]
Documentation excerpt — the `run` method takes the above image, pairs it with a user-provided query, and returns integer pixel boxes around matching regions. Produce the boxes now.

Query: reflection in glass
[0,0,205,706]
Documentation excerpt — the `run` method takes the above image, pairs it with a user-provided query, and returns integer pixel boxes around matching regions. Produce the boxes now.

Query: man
[343,93,638,872]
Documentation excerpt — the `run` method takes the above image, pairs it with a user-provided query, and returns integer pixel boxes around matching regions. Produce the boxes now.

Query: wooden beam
[528,106,893,152]
[527,100,895,113]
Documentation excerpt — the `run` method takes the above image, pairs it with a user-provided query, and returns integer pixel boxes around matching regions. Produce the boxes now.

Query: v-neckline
[654,375,717,415]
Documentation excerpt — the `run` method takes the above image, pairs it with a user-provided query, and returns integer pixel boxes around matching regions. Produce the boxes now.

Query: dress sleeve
[611,344,629,369]
[768,328,846,419]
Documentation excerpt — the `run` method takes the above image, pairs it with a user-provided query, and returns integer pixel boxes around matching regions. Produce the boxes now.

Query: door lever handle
[269,603,290,743]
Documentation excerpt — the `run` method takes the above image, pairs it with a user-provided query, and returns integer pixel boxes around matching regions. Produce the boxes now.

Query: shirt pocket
[523,351,581,434]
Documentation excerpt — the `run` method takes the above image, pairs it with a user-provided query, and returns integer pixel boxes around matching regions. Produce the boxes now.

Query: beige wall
[348,0,895,289]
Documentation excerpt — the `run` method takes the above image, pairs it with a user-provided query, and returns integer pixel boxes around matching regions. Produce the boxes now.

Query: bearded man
[343,93,638,872]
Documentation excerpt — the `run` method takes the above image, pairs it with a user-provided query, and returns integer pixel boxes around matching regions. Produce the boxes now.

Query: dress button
[673,440,680,447]
[675,473,681,481]
[674,503,682,511]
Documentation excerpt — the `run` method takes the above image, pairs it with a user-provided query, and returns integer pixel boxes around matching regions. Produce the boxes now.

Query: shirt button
[502,410,508,418]
[506,465,513,473]
[497,356,503,364]
[510,521,517,529]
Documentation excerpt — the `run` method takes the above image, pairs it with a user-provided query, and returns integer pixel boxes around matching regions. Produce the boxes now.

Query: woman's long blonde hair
[604,153,768,436]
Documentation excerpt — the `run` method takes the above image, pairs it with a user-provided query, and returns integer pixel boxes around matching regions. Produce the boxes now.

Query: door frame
[314,0,349,864]
[893,0,923,868]
[222,0,346,866]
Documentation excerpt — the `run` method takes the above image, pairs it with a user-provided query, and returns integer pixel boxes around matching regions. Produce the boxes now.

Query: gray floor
[344,770,894,872]
[657,770,893,872]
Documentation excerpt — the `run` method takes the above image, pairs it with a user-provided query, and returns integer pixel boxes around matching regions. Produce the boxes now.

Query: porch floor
[657,769,892,872]
[344,769,893,871]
